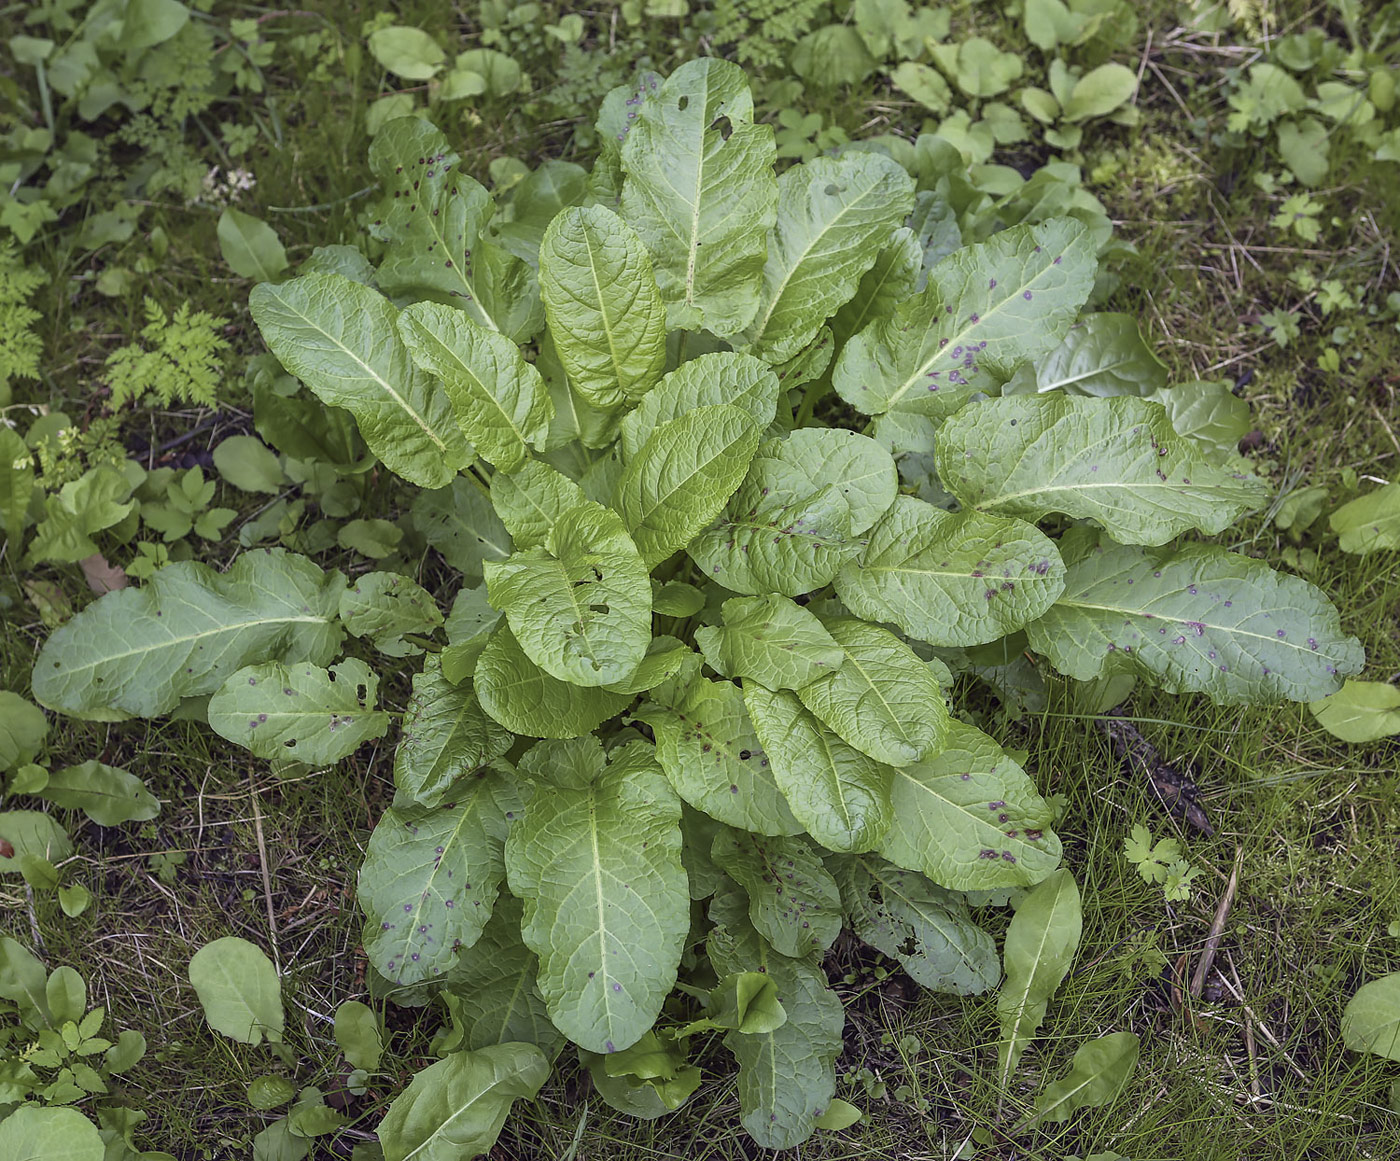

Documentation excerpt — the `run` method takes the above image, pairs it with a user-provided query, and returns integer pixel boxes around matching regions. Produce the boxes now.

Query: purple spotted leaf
[1026,539,1365,704]
[359,764,521,986]
[208,658,388,765]
[832,218,1096,419]
[712,828,842,958]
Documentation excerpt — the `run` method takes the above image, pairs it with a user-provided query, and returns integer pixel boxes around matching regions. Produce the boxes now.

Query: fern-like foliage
[708,0,832,70]
[104,299,230,410]
[0,242,46,402]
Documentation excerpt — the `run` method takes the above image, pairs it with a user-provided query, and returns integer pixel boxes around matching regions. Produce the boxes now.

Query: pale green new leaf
[1151,379,1253,461]
[339,571,443,657]
[744,685,893,853]
[505,739,688,1053]
[707,885,845,1149]
[538,205,667,409]
[797,617,950,766]
[249,274,470,488]
[0,427,34,541]
[835,497,1066,647]
[475,624,630,739]
[216,208,287,282]
[1025,539,1364,704]
[939,395,1269,546]
[395,656,513,807]
[619,352,780,460]
[782,427,898,534]
[620,59,778,335]
[614,405,760,569]
[743,153,915,364]
[830,226,922,349]
[376,1043,550,1161]
[836,855,1001,994]
[368,117,540,342]
[713,829,842,957]
[444,894,564,1056]
[32,549,345,719]
[491,458,586,549]
[997,869,1083,1080]
[695,594,844,691]
[603,636,693,696]
[1330,483,1400,554]
[485,502,651,687]
[188,936,284,1045]
[1013,312,1168,398]
[832,219,1096,418]
[209,659,389,764]
[414,477,513,583]
[1309,680,1400,743]
[359,766,521,986]
[1028,1032,1140,1125]
[41,761,160,826]
[398,301,553,472]
[878,719,1063,889]
[1342,973,1400,1063]
[636,678,803,836]
[0,1106,103,1161]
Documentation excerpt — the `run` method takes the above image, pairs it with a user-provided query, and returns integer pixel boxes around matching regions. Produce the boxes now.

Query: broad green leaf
[797,618,950,766]
[1330,483,1400,554]
[0,935,49,1022]
[209,659,388,764]
[1152,380,1253,461]
[1028,1032,1140,1125]
[538,205,667,409]
[619,352,780,460]
[394,656,513,807]
[41,761,159,826]
[484,502,651,687]
[0,811,73,870]
[494,160,588,264]
[707,885,845,1149]
[491,458,586,549]
[189,936,284,1045]
[339,571,444,657]
[1062,64,1138,122]
[376,1043,550,1161]
[0,690,47,771]
[1342,973,1400,1062]
[584,1039,701,1119]
[334,1000,383,1072]
[505,738,688,1053]
[687,438,863,597]
[713,829,842,957]
[26,466,135,565]
[892,61,954,112]
[32,550,345,719]
[602,636,693,696]
[696,594,844,691]
[475,624,630,738]
[441,585,502,684]
[678,971,787,1036]
[835,497,1066,647]
[938,395,1269,546]
[359,768,520,986]
[1011,313,1168,398]
[368,118,540,342]
[399,302,553,472]
[0,1106,103,1161]
[249,274,469,488]
[653,580,705,618]
[1309,681,1400,743]
[744,685,893,853]
[830,226,922,348]
[743,153,915,364]
[613,405,761,569]
[413,477,513,584]
[997,869,1082,1080]
[877,719,1062,889]
[782,427,898,534]
[443,895,563,1056]
[620,59,778,335]
[217,209,288,282]
[832,219,1096,418]
[836,855,1001,994]
[368,26,445,79]
[1025,539,1365,704]
[212,435,284,494]
[636,678,803,836]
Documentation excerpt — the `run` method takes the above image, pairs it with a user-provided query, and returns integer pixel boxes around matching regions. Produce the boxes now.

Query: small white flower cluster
[198,166,257,207]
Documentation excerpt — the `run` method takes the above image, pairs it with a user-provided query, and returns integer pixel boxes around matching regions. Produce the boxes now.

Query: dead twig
[1191,846,1243,998]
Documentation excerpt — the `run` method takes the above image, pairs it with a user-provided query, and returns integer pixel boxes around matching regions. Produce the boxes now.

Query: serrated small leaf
[359,768,520,986]
[209,659,388,764]
[938,395,1269,546]
[339,571,444,657]
[696,594,844,691]
[395,656,513,807]
[744,685,893,853]
[835,496,1066,648]
[1026,539,1364,704]
[713,829,841,957]
[997,869,1082,1080]
[475,624,630,739]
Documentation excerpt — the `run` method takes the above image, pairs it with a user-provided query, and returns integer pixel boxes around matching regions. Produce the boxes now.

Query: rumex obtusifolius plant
[29,60,1364,1152]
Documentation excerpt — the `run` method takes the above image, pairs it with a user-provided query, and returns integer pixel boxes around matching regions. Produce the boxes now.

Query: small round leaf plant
[32,61,1362,1151]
